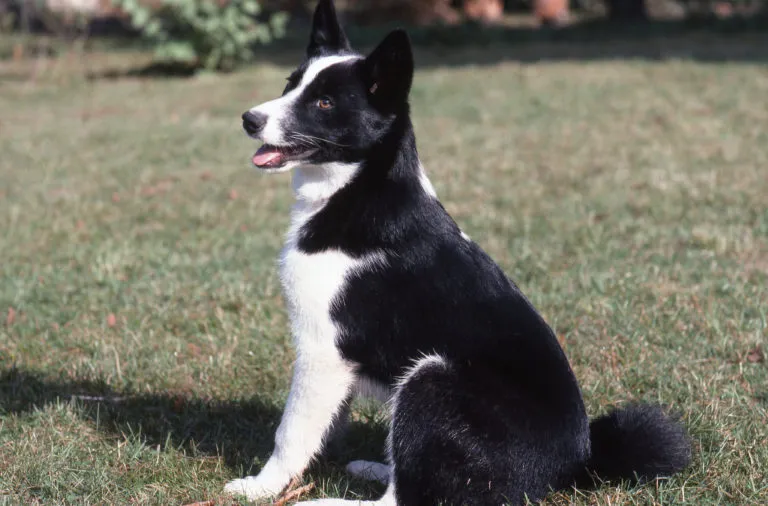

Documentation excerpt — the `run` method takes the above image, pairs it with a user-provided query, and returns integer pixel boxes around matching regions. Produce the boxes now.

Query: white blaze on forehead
[250,54,362,146]
[295,54,361,93]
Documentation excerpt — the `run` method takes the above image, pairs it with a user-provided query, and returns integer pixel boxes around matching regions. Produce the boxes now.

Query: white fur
[249,55,361,146]
[225,159,386,501]
[292,162,361,204]
[395,353,448,389]
[223,343,357,500]
[418,163,437,198]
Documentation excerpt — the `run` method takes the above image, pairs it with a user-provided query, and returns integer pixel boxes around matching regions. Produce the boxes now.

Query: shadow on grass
[0,366,388,488]
[0,366,280,472]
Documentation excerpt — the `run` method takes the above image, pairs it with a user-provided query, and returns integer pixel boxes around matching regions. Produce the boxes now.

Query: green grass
[1,38,767,505]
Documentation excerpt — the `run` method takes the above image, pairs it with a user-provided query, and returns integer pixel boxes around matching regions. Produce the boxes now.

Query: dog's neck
[291,161,361,205]
[291,114,427,207]
[285,115,442,254]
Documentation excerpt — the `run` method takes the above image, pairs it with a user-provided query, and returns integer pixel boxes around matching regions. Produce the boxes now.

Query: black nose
[242,111,267,136]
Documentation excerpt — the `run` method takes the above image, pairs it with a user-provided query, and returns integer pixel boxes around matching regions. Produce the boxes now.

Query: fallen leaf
[107,313,117,327]
[228,189,239,200]
[747,346,764,363]
[187,343,201,357]
[6,307,16,326]
[141,181,173,197]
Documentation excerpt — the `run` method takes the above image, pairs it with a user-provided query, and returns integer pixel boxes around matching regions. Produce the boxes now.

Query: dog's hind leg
[225,348,356,501]
[388,354,533,506]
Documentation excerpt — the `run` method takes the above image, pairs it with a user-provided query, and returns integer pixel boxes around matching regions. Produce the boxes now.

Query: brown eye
[317,97,333,110]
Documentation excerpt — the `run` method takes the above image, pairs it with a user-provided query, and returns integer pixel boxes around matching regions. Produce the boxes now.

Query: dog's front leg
[225,347,356,501]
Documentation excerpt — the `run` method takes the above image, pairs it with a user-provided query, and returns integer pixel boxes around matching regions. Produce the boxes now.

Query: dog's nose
[242,110,267,136]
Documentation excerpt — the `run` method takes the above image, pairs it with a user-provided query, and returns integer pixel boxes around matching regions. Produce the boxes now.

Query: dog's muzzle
[242,111,267,137]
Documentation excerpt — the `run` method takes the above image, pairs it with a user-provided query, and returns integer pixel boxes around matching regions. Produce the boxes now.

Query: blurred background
[1,0,767,73]
[1,0,766,505]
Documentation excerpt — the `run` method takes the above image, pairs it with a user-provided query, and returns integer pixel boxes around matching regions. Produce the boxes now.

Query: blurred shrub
[112,0,288,71]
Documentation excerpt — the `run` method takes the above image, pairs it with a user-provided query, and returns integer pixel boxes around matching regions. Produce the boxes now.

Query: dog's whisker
[288,131,349,148]
[287,133,320,149]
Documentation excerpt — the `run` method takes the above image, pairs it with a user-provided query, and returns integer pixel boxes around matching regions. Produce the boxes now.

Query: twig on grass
[272,477,315,506]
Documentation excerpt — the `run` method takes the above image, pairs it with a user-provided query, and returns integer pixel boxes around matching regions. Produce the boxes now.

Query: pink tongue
[252,147,282,167]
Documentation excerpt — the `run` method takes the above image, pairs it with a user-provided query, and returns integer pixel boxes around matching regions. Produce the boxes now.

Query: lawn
[1,35,767,505]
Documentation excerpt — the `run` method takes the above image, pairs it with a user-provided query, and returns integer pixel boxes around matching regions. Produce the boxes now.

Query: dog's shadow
[0,367,388,498]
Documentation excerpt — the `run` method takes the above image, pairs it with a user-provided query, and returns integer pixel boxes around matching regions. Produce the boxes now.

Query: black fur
[306,0,350,58]
[251,1,692,503]
[271,58,405,169]
[579,404,692,486]
[262,6,415,171]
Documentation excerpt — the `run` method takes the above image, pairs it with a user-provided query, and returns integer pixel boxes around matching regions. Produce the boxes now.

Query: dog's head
[242,0,414,173]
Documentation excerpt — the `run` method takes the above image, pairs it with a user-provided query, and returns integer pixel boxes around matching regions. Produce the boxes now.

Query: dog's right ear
[307,0,351,58]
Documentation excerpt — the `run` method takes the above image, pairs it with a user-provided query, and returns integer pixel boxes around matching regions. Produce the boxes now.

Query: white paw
[223,474,288,501]
[345,460,391,484]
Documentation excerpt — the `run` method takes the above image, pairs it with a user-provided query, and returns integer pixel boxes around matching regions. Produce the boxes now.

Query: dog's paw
[223,474,288,501]
[345,460,391,484]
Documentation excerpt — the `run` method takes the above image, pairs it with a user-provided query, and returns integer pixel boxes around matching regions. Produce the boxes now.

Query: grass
[1,35,767,505]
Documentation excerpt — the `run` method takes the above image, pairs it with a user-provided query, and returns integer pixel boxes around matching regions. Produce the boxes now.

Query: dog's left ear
[307,0,351,57]
[364,29,414,109]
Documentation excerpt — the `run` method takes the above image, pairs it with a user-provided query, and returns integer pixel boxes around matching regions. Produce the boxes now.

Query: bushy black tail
[576,403,692,488]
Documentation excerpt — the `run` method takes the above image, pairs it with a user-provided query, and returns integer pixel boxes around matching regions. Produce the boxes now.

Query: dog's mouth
[252,144,317,169]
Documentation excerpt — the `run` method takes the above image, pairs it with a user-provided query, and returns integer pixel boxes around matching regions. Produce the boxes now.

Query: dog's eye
[316,97,333,110]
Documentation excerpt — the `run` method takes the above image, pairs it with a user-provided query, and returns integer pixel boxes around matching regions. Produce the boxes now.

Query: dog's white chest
[278,200,376,348]
[279,243,359,347]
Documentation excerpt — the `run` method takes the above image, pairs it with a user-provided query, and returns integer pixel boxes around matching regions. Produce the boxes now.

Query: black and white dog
[225,1,691,504]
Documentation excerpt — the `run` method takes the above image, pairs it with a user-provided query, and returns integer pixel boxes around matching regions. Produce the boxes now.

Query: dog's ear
[307,0,351,58]
[363,29,414,109]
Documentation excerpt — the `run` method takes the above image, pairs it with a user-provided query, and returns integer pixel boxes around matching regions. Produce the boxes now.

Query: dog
[225,1,692,504]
